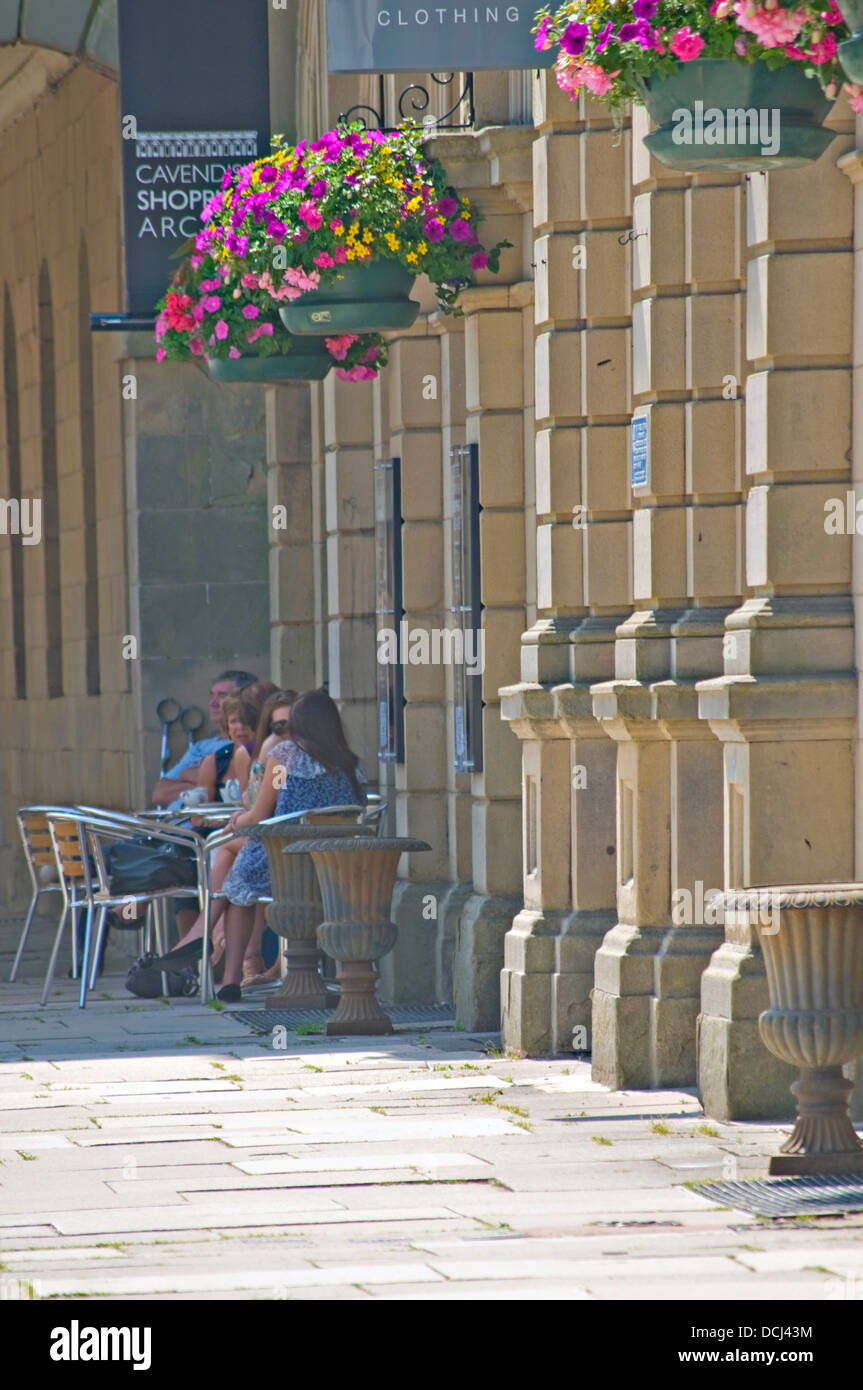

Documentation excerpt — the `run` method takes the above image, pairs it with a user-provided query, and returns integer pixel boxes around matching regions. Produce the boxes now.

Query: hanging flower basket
[207,340,332,383]
[635,57,834,170]
[535,0,853,171]
[837,0,863,82]
[278,260,418,336]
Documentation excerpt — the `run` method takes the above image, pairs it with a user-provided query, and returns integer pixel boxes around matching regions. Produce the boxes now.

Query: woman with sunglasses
[210,688,366,1001]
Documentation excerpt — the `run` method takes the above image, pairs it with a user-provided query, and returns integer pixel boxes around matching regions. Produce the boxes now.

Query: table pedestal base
[326,962,394,1037]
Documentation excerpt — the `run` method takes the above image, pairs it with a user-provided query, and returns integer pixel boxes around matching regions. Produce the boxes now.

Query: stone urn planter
[837,0,863,82]
[730,885,863,1175]
[207,340,332,383]
[247,818,375,1009]
[634,59,835,172]
[278,261,419,336]
[288,836,430,1036]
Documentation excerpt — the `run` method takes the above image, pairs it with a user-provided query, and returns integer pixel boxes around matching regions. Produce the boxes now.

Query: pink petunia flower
[241,273,260,289]
[325,334,359,361]
[229,346,242,358]
[215,320,229,339]
[189,337,204,356]
[450,220,471,242]
[314,252,335,268]
[337,364,377,382]
[845,81,863,112]
[298,200,323,230]
[156,347,166,362]
[334,246,347,263]
[470,250,489,271]
[669,25,705,59]
[808,33,837,62]
[424,218,446,242]
[241,304,260,319]
[437,196,458,217]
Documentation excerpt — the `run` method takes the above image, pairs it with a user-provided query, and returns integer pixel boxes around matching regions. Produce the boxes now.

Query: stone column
[590,107,748,1088]
[501,74,631,1054]
[321,374,377,762]
[375,319,451,1003]
[268,382,320,692]
[698,107,856,1119]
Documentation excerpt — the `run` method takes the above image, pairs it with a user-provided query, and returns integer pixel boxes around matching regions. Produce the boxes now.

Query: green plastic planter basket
[207,342,332,383]
[837,0,863,82]
[279,260,419,335]
[634,58,835,172]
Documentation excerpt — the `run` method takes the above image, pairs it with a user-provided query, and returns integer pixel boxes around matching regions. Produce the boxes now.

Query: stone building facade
[0,1,859,1120]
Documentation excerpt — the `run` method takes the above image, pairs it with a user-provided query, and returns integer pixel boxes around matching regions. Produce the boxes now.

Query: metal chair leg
[9,891,40,982]
[78,902,95,1009]
[40,904,69,1007]
[89,905,109,990]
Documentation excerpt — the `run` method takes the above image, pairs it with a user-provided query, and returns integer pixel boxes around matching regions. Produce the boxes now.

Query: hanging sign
[326,1,554,72]
[117,0,271,315]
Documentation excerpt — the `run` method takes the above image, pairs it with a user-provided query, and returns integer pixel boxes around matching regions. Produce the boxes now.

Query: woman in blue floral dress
[215,688,365,1000]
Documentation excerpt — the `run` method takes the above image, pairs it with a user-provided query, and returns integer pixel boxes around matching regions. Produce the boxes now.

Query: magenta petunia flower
[450,220,471,242]
[560,21,589,55]
[633,0,658,18]
[425,218,446,242]
[325,334,359,361]
[315,252,335,268]
[470,250,489,270]
[203,295,221,312]
[310,179,328,199]
[229,346,242,358]
[215,320,229,339]
[156,347,166,362]
[535,16,553,50]
[334,246,347,263]
[596,20,614,51]
[241,304,260,319]
[437,196,458,217]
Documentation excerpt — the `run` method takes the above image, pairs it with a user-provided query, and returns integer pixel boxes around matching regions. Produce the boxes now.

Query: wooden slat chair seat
[9,807,71,984]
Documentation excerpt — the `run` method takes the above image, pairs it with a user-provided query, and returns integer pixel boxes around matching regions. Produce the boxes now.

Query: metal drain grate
[691,1174,863,1217]
[228,1003,455,1033]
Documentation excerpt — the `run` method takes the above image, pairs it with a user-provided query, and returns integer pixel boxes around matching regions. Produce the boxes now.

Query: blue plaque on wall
[631,415,649,489]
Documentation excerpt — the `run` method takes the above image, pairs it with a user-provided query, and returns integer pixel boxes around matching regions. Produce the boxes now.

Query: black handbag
[106,836,198,895]
[125,952,198,999]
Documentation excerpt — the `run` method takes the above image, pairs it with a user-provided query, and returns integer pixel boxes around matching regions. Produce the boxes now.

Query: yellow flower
[461,196,471,206]
[405,251,418,265]
[417,241,428,255]
[461,211,471,220]
[407,196,422,212]
[345,247,357,260]
[363,228,374,244]
[385,232,400,251]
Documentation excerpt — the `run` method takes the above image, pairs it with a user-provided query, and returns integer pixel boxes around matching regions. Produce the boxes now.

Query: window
[79,242,100,696]
[450,442,483,773]
[39,262,62,698]
[374,456,404,763]
[2,288,26,699]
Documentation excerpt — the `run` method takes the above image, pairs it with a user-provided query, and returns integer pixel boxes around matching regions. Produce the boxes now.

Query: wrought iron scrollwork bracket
[339,73,475,133]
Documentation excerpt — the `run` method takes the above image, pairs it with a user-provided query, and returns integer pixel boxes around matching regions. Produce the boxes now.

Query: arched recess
[78,240,100,695]
[2,287,26,698]
[38,261,62,697]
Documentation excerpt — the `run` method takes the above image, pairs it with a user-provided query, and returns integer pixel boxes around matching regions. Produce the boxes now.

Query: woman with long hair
[205,688,366,1001]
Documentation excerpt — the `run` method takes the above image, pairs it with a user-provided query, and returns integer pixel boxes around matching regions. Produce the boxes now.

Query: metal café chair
[43,810,212,1008]
[9,806,75,983]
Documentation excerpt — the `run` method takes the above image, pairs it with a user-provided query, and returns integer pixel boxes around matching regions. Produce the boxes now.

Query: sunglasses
[270,720,290,733]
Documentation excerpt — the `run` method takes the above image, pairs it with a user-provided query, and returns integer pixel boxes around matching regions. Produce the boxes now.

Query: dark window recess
[375,457,405,764]
[339,73,475,133]
[451,442,483,774]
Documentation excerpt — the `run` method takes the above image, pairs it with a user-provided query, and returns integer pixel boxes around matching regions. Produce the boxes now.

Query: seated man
[151,670,259,810]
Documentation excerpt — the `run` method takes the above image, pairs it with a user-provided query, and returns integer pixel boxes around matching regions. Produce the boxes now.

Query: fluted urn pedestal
[249,821,375,1009]
[288,837,431,1036]
[728,886,863,1175]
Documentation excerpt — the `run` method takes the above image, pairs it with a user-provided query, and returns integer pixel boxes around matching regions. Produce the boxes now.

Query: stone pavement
[2,919,863,1302]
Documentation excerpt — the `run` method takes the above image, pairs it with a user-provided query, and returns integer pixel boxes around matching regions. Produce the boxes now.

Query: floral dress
[219,739,365,907]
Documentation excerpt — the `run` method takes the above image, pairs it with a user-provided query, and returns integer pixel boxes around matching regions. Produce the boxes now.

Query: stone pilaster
[501,73,631,1054]
[697,105,856,1119]
[268,382,320,693]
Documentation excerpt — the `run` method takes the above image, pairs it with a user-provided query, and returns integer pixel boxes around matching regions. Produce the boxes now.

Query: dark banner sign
[117,0,271,315]
[326,1,554,72]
